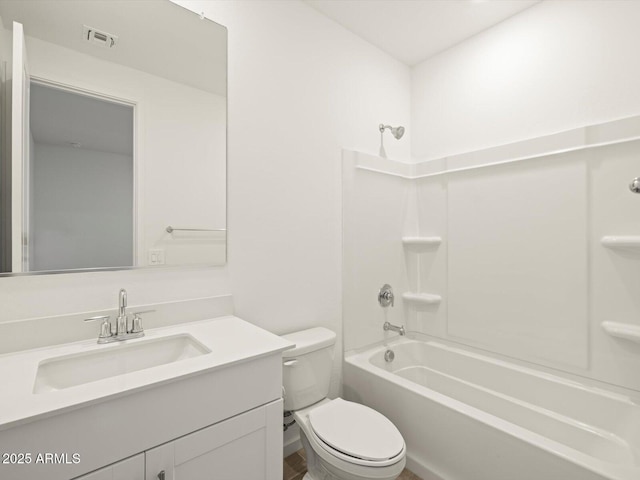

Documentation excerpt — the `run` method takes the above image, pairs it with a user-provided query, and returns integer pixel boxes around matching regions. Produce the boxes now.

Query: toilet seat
[307,398,405,467]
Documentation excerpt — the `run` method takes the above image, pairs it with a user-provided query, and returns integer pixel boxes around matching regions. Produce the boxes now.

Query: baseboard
[284,435,302,458]
[406,454,446,480]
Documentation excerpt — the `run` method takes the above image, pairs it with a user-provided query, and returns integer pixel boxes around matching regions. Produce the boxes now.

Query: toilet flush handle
[283,359,298,367]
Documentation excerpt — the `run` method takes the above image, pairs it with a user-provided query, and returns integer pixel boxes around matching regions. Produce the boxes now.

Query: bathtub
[343,337,640,480]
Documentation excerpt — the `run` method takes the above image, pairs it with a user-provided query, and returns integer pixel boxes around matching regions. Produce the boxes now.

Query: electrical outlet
[148,249,165,265]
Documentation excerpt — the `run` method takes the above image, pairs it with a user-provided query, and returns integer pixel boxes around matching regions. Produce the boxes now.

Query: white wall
[175,3,411,428]
[411,0,640,160]
[0,0,411,414]
[0,1,410,452]
[30,143,133,271]
[171,1,411,337]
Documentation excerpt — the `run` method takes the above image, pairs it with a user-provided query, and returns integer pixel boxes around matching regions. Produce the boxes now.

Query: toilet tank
[282,327,336,411]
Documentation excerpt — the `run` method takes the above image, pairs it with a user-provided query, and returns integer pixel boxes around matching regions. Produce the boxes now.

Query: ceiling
[305,0,541,66]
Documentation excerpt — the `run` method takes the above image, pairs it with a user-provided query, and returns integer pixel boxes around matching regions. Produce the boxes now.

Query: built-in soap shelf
[402,292,442,306]
[601,236,640,251]
[402,236,442,252]
[601,321,640,344]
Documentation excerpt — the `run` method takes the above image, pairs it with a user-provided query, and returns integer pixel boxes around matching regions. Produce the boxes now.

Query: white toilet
[282,327,406,480]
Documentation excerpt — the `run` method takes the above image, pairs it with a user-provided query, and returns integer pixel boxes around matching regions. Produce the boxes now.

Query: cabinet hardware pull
[158,470,165,480]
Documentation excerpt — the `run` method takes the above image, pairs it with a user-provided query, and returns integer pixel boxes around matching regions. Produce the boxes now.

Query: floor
[283,449,422,480]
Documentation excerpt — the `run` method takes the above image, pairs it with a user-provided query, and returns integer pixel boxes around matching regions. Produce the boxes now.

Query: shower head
[379,124,405,140]
[391,126,405,139]
[378,123,406,158]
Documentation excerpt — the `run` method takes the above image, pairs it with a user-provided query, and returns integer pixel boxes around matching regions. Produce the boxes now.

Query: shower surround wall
[343,0,640,394]
[363,0,640,394]
[342,154,413,351]
[343,116,640,394]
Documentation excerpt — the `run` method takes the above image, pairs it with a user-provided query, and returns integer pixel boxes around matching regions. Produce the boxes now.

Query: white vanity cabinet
[74,400,282,480]
[0,317,292,480]
[145,400,282,480]
[73,454,144,480]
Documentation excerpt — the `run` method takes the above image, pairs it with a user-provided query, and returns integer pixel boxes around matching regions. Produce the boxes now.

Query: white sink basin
[33,334,210,394]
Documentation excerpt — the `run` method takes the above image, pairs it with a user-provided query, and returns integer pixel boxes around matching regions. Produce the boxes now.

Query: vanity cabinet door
[145,400,282,480]
[73,453,144,480]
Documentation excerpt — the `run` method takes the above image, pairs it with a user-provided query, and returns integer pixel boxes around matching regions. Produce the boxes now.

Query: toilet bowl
[282,328,406,480]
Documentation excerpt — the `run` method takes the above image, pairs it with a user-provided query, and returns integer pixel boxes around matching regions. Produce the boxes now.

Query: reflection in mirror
[30,82,134,271]
[0,0,227,274]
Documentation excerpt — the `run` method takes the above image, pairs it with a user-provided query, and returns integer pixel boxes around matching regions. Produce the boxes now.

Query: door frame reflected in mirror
[27,76,137,273]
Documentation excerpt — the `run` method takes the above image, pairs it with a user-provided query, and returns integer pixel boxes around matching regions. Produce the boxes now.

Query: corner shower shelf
[601,321,640,344]
[600,236,640,251]
[402,236,442,251]
[402,292,442,306]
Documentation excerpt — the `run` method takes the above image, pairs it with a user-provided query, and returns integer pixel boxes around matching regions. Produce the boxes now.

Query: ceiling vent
[82,25,117,48]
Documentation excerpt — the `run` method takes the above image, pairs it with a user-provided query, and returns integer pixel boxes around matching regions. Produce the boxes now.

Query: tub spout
[383,321,405,336]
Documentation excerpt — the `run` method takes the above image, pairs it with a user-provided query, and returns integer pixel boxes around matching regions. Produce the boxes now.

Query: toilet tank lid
[282,327,336,358]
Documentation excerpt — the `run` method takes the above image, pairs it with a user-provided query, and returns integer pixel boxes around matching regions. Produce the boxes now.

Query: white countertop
[0,315,293,431]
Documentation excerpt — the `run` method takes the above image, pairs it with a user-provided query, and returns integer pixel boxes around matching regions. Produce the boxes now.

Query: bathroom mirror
[0,0,227,274]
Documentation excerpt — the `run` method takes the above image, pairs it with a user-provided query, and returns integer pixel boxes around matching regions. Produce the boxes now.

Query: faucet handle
[131,314,143,334]
[378,284,394,307]
[130,310,154,334]
[84,315,112,339]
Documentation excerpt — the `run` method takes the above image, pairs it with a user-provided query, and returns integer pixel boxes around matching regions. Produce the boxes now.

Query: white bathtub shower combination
[344,338,640,480]
[342,121,640,480]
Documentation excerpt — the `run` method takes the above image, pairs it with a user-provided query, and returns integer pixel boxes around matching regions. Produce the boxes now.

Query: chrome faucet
[84,289,153,344]
[116,288,128,336]
[383,321,405,336]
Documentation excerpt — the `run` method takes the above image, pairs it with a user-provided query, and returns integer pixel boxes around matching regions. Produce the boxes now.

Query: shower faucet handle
[378,284,394,307]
